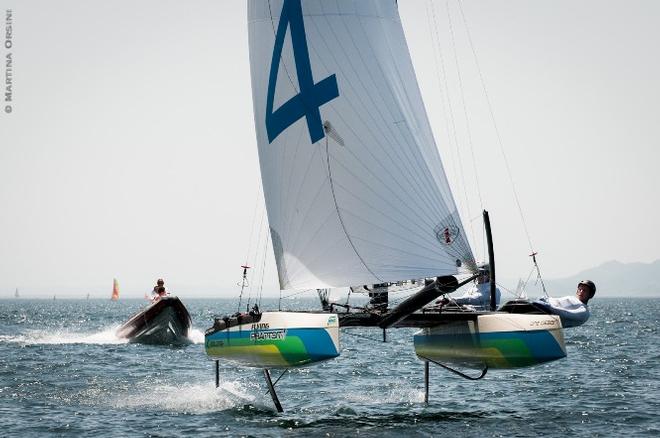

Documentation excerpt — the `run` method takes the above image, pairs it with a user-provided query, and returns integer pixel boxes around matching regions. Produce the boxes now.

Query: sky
[1,1,658,298]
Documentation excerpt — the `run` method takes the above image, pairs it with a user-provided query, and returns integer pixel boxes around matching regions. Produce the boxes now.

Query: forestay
[248,0,475,290]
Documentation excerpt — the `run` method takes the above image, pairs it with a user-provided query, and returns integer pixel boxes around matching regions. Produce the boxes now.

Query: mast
[236,265,251,313]
[483,210,496,311]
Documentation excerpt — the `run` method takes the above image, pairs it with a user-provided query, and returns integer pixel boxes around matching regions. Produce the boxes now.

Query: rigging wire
[428,0,478,256]
[444,0,485,251]
[455,0,536,256]
[237,185,263,312]
[280,288,316,300]
[257,225,270,307]
[455,0,549,290]
[246,207,267,310]
[428,0,547,288]
[243,185,263,272]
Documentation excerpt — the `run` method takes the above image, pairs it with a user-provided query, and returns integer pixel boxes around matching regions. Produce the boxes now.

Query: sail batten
[249,0,474,290]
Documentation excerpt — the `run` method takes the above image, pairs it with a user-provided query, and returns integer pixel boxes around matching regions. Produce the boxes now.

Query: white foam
[2,326,206,346]
[188,328,205,344]
[108,380,258,413]
[0,326,128,345]
[344,381,425,405]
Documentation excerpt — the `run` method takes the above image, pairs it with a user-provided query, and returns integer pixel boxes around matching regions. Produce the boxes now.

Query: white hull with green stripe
[205,312,340,368]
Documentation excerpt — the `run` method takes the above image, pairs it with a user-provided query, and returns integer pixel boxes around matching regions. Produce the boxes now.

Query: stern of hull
[414,313,566,369]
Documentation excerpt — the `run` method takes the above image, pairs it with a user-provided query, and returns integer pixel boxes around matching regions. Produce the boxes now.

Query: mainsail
[249,0,475,290]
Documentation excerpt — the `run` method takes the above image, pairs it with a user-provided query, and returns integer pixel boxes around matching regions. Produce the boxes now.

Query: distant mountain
[540,260,660,297]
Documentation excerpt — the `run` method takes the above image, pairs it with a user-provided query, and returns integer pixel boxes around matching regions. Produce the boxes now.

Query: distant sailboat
[14,288,19,298]
[111,278,120,301]
[86,293,90,300]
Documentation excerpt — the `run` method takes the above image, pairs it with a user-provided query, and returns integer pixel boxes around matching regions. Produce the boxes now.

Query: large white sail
[248,0,475,290]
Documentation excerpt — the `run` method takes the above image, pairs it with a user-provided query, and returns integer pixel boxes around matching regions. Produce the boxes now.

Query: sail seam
[306,14,455,240]
[303,16,446,231]
[316,13,450,222]
[325,137,382,283]
[268,2,462,266]
[266,0,300,96]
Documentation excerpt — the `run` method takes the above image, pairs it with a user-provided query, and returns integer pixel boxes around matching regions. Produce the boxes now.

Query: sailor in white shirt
[534,280,596,328]
[446,266,501,310]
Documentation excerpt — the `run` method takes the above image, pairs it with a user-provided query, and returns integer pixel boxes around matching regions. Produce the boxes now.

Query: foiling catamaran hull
[336,306,566,369]
[204,306,565,370]
[116,296,192,345]
[205,311,340,368]
[412,313,566,369]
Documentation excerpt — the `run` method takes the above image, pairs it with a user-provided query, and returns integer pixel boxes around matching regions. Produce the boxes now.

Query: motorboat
[116,296,192,345]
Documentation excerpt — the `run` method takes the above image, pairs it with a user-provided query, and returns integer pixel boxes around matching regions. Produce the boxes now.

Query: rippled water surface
[1,297,658,437]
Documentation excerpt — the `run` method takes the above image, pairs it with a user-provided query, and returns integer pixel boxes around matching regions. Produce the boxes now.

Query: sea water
[0,297,658,437]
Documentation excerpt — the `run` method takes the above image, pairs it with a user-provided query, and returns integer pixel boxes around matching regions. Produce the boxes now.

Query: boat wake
[188,328,205,344]
[105,380,259,413]
[344,382,425,405]
[0,326,128,345]
[0,325,206,346]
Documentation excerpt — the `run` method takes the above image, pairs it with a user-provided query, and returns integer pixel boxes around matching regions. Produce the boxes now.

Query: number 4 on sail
[265,0,339,144]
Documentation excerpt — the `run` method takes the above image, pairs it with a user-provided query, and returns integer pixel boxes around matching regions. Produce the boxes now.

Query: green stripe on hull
[205,327,339,368]
[414,329,566,369]
[206,337,311,367]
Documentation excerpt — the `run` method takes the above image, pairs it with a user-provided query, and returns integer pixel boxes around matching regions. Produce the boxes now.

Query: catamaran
[205,0,565,411]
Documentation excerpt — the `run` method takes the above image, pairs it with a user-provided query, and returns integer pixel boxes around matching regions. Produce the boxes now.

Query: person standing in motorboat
[439,264,501,310]
[151,278,167,300]
[152,286,168,302]
[533,280,596,328]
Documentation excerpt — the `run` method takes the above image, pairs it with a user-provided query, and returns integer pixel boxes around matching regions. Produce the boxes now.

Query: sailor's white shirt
[535,295,590,328]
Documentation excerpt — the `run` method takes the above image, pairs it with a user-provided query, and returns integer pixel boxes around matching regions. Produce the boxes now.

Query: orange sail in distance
[111,278,120,301]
